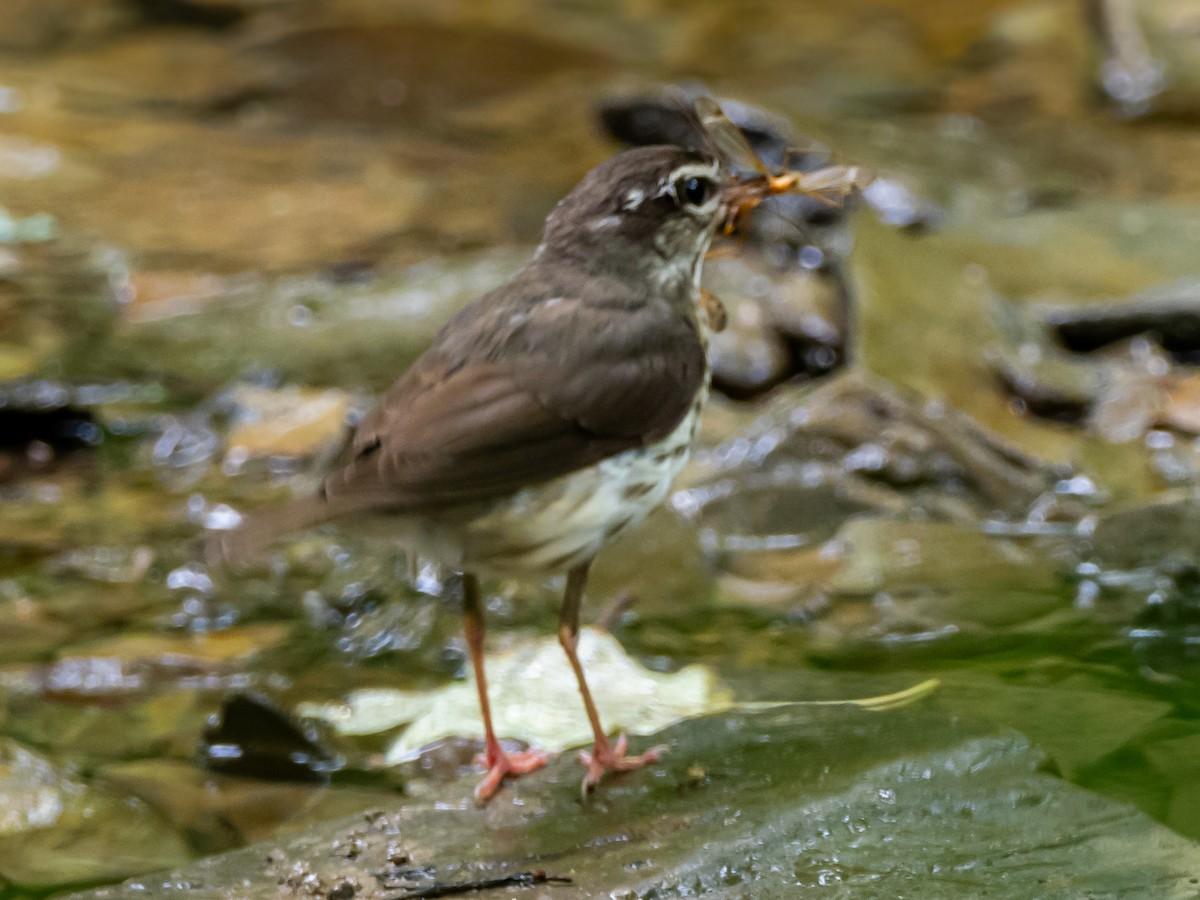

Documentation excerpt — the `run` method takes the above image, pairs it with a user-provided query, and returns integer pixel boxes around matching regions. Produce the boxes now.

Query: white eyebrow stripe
[667,161,721,182]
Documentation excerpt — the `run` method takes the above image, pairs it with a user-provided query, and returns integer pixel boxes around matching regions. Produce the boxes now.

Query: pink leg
[559,563,663,799]
[462,573,549,804]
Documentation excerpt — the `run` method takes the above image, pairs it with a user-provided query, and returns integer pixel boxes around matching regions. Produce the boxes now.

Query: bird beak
[718,176,771,236]
[717,163,874,236]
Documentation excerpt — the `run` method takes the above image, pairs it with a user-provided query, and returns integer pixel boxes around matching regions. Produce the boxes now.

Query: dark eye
[675,176,714,208]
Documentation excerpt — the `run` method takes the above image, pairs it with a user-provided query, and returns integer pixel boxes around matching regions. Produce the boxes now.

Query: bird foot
[577,734,664,799]
[473,746,551,806]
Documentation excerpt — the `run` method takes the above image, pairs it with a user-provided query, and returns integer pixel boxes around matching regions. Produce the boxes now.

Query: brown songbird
[209,144,729,803]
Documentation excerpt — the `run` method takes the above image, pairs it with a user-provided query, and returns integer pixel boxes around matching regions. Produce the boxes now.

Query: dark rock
[1045,280,1200,361]
[201,692,343,782]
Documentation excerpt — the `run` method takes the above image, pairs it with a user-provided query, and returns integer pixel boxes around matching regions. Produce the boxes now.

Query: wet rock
[587,506,717,621]
[711,510,1074,640]
[676,372,1087,621]
[101,251,525,393]
[70,704,1200,899]
[0,739,73,836]
[0,592,76,664]
[3,683,206,760]
[222,383,352,461]
[830,518,1064,597]
[859,174,941,230]
[1160,372,1200,432]
[96,759,395,852]
[202,692,343,782]
[145,412,222,489]
[257,22,610,134]
[988,290,1102,428]
[127,0,247,30]
[1086,0,1200,118]
[704,255,845,396]
[326,591,447,665]
[1073,494,1200,680]
[0,0,129,51]
[1044,278,1200,359]
[1090,493,1200,572]
[705,292,791,395]
[804,517,1072,650]
[58,622,292,674]
[939,667,1174,782]
[0,741,188,890]
[600,91,792,159]
[0,102,431,272]
[992,282,1200,442]
[48,545,154,583]
[0,469,169,558]
[5,656,148,702]
[0,402,100,484]
[756,263,845,350]
[1087,357,1169,442]
[0,234,129,383]
[680,372,1067,549]
[990,346,1096,424]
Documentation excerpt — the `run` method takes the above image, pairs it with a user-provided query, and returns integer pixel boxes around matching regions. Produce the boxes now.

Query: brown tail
[204,495,336,571]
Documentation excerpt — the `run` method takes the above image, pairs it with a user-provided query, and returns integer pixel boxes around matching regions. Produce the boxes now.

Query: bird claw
[473,747,551,806]
[577,734,664,800]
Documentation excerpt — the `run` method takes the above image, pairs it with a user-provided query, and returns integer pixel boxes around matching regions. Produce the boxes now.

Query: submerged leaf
[300,629,732,761]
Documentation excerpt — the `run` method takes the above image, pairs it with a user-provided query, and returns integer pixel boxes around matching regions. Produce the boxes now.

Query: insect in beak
[694,94,875,236]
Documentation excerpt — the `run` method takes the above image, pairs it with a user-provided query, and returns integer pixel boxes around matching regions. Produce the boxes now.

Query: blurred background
[3,0,1200,897]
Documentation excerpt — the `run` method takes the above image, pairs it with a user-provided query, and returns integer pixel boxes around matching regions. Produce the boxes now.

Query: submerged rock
[674,371,1086,625]
[992,281,1200,443]
[1090,492,1200,573]
[0,740,188,891]
[681,371,1069,552]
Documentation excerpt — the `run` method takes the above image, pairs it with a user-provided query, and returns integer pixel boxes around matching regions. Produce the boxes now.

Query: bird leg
[462,573,549,805]
[558,562,663,798]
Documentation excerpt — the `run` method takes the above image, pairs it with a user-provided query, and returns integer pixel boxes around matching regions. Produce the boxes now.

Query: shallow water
[2,0,1200,896]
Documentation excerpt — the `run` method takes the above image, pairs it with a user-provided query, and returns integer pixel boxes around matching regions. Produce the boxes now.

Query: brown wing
[320,294,706,513]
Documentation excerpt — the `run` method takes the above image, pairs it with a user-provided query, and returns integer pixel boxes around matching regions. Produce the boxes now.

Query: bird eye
[675,176,714,208]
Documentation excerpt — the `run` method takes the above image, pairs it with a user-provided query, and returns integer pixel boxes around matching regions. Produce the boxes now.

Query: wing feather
[323,294,705,512]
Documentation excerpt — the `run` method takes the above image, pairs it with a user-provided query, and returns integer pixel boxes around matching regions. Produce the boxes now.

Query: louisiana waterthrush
[210,144,732,803]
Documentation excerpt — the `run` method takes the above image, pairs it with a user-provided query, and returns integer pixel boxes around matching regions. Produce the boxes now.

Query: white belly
[426,391,706,575]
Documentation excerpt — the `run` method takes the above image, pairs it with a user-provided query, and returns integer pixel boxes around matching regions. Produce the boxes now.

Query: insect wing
[693,95,773,178]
